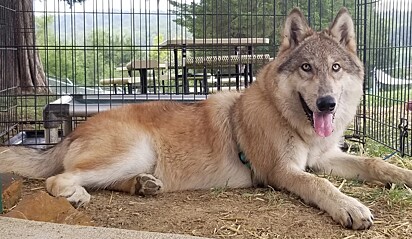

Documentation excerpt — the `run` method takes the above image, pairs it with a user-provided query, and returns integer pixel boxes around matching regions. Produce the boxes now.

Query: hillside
[37,10,187,45]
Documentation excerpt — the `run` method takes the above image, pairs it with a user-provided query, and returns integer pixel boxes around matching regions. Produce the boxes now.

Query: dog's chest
[305,136,338,163]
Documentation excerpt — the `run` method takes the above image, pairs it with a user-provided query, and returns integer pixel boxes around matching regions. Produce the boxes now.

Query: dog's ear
[328,8,357,54]
[280,8,312,51]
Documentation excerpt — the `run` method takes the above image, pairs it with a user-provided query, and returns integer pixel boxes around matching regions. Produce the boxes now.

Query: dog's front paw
[65,186,91,208]
[330,196,374,230]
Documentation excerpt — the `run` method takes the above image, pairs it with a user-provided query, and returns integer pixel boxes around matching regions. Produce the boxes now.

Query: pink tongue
[313,113,334,137]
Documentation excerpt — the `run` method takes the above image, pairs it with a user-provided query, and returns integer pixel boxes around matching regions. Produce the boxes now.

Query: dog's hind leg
[47,133,160,206]
[107,173,164,196]
[46,171,163,207]
[105,177,138,194]
[45,153,159,206]
[309,149,412,187]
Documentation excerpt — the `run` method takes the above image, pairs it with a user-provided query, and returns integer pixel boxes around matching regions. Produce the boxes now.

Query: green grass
[339,136,412,208]
[362,138,412,162]
[350,182,412,210]
[376,184,412,209]
[363,139,399,157]
[17,95,58,121]
[365,87,411,108]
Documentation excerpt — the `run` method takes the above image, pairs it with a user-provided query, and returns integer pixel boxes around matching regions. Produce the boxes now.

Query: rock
[3,191,93,226]
[1,173,23,210]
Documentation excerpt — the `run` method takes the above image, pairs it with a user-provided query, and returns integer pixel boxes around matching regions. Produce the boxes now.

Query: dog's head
[267,8,364,138]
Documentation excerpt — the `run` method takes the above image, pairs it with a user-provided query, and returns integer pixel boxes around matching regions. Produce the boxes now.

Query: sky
[376,0,412,12]
[34,0,196,13]
[34,0,411,13]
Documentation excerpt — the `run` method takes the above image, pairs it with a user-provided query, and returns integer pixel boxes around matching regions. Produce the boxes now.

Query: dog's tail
[0,141,67,178]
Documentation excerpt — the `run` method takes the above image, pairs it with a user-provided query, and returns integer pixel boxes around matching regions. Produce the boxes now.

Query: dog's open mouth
[298,92,335,137]
[299,93,314,125]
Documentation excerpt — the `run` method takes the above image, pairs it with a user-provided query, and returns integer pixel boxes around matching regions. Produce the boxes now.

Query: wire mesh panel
[0,0,364,147]
[363,0,412,156]
[0,0,410,156]
[29,0,361,94]
[0,0,18,141]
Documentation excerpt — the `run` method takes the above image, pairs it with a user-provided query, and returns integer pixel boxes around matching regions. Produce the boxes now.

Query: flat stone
[1,173,23,210]
[3,191,93,226]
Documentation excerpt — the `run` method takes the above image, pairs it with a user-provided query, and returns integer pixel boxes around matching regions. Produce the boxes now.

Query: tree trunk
[16,0,47,94]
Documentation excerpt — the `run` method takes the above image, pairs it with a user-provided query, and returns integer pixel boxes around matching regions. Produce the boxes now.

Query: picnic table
[125,60,167,94]
[159,38,271,94]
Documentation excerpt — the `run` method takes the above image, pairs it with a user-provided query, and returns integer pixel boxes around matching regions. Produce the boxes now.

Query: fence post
[398,118,408,157]
[361,0,368,148]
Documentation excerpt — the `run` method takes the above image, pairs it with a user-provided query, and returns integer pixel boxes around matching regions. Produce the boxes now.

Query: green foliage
[169,0,357,55]
[169,0,402,105]
[35,15,75,83]
[17,95,58,124]
[75,29,134,86]
[168,0,397,73]
[36,1,401,90]
[170,0,272,38]
[149,34,168,63]
[36,15,164,87]
[170,0,277,55]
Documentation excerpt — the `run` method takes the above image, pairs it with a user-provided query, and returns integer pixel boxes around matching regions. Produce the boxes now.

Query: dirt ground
[21,173,412,239]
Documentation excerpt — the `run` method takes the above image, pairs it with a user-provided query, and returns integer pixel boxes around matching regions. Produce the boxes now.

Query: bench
[169,74,250,94]
[124,60,167,94]
[167,54,271,69]
[99,77,142,94]
[168,54,271,92]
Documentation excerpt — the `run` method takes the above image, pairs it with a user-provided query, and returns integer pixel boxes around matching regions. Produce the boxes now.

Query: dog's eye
[301,63,312,72]
[332,63,341,72]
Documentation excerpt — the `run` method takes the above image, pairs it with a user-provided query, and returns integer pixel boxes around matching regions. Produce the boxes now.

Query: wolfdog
[1,8,412,230]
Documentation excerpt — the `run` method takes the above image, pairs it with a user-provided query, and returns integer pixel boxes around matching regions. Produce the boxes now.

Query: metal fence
[0,0,18,141]
[0,0,410,156]
[362,0,412,156]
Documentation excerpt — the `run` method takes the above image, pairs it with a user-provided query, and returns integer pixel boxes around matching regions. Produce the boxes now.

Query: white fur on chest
[305,133,342,168]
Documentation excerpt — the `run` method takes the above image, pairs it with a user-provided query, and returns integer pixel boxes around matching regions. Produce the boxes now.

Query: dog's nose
[316,96,336,112]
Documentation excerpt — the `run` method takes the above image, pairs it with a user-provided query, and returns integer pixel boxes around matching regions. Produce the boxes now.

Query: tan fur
[1,8,412,230]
